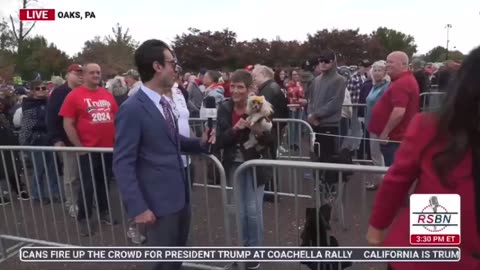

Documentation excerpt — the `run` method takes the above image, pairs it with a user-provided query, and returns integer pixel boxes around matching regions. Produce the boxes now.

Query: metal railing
[0,146,230,270]
[231,159,388,270]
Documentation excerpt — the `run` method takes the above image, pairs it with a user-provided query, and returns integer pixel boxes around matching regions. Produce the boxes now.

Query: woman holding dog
[215,69,274,270]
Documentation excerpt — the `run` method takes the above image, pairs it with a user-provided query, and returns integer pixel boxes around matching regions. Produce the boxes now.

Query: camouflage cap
[122,69,139,79]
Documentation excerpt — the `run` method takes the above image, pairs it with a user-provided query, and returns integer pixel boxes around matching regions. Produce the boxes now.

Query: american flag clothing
[346,71,367,104]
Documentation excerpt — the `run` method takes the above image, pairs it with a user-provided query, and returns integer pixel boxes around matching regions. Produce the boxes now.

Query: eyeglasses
[319,59,332,64]
[34,86,48,91]
[165,59,178,68]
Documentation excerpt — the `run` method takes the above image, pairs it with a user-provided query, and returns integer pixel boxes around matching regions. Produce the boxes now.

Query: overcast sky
[1,0,479,57]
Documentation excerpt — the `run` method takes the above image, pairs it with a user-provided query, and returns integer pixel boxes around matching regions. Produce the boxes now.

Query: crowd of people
[0,37,469,270]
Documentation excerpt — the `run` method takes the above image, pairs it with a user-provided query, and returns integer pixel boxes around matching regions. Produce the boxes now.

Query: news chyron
[410,194,461,245]
[19,9,96,21]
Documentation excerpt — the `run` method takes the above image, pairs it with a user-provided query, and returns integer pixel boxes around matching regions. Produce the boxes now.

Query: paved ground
[0,140,387,270]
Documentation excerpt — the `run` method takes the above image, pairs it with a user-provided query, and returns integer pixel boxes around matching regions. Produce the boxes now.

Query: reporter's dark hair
[230,69,253,88]
[134,39,172,83]
[430,45,480,188]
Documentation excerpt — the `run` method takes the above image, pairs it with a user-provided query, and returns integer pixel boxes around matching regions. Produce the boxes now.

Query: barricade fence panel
[0,146,231,268]
[189,118,315,161]
[231,159,389,270]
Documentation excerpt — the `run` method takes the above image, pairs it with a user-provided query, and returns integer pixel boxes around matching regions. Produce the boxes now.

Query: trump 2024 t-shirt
[59,85,118,147]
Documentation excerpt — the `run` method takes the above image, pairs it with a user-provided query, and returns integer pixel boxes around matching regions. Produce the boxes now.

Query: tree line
[0,7,466,83]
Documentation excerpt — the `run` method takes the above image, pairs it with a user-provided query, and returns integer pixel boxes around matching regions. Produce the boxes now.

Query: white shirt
[141,86,177,130]
[128,81,143,97]
[169,84,191,167]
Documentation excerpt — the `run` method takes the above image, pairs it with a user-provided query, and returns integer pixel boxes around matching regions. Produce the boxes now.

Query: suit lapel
[136,89,177,145]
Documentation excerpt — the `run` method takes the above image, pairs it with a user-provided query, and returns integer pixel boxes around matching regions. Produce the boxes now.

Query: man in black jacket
[46,64,83,215]
[251,65,289,202]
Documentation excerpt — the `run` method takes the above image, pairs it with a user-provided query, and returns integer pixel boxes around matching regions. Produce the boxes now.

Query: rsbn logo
[410,194,461,245]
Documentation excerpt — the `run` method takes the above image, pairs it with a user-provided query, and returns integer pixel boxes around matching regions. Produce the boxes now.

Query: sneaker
[100,213,117,225]
[17,191,29,201]
[246,262,260,269]
[68,205,79,218]
[78,220,94,237]
[365,181,378,191]
[0,197,11,206]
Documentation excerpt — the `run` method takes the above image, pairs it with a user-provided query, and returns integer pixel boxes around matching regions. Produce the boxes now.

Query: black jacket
[257,80,289,158]
[46,83,72,145]
[257,79,289,120]
[215,99,274,186]
[413,69,430,94]
[19,97,49,146]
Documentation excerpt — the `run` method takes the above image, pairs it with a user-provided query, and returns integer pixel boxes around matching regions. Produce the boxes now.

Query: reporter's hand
[135,209,156,225]
[366,225,384,246]
[201,128,216,144]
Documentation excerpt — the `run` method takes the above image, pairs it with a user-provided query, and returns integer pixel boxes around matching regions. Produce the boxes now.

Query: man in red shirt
[368,51,419,166]
[59,63,119,236]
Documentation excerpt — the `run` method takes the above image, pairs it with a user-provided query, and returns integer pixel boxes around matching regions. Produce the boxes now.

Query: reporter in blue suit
[113,39,215,270]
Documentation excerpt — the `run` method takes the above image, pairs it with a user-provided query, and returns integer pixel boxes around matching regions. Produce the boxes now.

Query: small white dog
[243,95,274,151]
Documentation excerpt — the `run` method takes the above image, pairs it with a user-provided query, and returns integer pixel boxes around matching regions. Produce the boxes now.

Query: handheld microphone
[204,96,217,153]
[429,196,439,213]
[429,196,439,230]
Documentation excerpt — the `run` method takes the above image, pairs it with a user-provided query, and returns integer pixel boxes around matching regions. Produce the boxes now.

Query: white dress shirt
[169,84,191,167]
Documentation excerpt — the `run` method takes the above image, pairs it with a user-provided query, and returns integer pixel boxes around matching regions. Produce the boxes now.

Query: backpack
[300,205,353,270]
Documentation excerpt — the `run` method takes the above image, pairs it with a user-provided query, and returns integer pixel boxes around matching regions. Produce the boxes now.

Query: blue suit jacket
[113,89,206,219]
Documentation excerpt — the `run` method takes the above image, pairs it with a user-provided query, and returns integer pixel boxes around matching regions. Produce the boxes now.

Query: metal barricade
[420,91,445,112]
[231,159,388,270]
[189,118,316,161]
[0,146,230,270]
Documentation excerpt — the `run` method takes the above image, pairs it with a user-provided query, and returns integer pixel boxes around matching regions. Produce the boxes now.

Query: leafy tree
[372,27,417,57]
[438,50,465,62]
[75,23,137,77]
[0,19,15,52]
[16,36,70,80]
[172,28,238,70]
[424,46,448,62]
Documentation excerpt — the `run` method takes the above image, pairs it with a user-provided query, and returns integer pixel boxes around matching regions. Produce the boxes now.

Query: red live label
[19,9,55,21]
[410,234,460,245]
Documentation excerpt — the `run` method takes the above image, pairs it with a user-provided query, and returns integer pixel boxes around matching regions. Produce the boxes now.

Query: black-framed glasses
[319,59,332,64]
[165,59,178,68]
[35,86,48,91]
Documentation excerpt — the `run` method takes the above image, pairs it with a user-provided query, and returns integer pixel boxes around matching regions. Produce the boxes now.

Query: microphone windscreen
[204,96,216,109]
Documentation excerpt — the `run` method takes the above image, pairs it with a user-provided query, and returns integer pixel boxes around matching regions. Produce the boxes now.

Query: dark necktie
[159,96,177,143]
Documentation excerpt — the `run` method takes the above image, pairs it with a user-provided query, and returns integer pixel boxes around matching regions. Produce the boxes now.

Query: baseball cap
[199,68,208,75]
[359,59,372,68]
[318,50,336,62]
[67,64,82,73]
[122,69,139,78]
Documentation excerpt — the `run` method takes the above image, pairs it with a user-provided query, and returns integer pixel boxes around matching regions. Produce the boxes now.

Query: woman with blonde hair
[365,60,391,190]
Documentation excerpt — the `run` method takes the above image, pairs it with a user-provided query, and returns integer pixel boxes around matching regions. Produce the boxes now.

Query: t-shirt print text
[84,98,113,123]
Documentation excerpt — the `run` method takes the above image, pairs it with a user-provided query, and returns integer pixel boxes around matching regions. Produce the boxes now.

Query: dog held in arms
[243,95,274,151]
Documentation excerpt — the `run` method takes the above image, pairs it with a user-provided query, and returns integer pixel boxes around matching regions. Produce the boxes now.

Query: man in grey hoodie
[307,50,346,161]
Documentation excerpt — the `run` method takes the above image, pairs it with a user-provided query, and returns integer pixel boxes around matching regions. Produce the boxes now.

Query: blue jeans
[232,163,265,247]
[30,151,60,200]
[380,142,400,166]
[288,110,302,147]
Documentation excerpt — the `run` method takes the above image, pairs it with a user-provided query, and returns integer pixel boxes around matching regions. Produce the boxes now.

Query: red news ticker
[19,9,55,21]
[410,234,460,245]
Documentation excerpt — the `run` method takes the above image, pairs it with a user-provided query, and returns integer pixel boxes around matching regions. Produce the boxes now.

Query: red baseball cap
[67,64,83,73]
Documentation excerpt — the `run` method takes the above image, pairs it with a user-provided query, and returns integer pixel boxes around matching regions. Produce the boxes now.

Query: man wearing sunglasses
[307,50,347,161]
